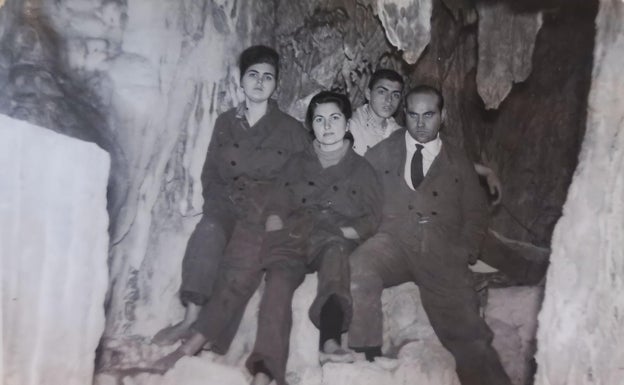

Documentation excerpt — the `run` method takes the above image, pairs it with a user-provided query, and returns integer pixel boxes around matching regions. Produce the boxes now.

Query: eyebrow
[247,69,275,76]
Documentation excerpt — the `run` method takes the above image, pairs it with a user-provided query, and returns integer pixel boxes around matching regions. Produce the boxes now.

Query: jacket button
[431,211,437,215]
[230,161,237,166]
[308,181,315,186]
[302,198,307,203]
[408,205,413,210]
[432,191,438,196]
[332,185,339,191]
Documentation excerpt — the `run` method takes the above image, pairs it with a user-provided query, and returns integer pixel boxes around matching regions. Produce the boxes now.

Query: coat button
[308,181,315,186]
[302,198,307,203]
[432,191,438,197]
[233,143,239,148]
[230,161,237,166]
[408,205,413,210]
[332,185,338,191]
[431,211,437,215]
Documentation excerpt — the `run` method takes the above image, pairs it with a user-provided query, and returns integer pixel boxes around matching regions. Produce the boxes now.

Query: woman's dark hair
[305,91,353,130]
[239,45,279,81]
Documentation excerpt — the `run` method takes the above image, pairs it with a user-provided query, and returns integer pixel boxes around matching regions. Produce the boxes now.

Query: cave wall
[1,115,110,385]
[534,0,624,383]
[0,0,608,384]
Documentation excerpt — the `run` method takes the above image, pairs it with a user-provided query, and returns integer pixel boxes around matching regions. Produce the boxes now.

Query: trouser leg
[191,223,264,353]
[246,263,306,385]
[479,229,549,285]
[180,209,236,305]
[318,295,344,349]
[308,241,355,333]
[348,233,411,350]
[418,278,511,385]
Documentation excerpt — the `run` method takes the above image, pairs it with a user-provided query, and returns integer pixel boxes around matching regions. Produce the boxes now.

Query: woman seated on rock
[154,91,382,385]
[152,45,310,347]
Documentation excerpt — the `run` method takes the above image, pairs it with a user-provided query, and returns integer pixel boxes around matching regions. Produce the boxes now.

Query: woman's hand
[340,226,360,240]
[265,214,284,232]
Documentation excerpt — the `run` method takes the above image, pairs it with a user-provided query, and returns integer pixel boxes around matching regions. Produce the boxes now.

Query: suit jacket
[364,129,488,263]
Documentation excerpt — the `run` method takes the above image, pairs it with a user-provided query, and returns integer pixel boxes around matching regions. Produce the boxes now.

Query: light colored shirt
[404,131,442,190]
[349,104,402,156]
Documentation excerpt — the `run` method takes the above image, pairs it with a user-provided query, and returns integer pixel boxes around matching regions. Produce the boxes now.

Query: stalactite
[375,0,432,64]
[476,2,542,110]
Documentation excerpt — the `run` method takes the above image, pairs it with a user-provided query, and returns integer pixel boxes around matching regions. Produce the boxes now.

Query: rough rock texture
[475,2,542,110]
[375,0,432,64]
[0,114,109,385]
[534,1,624,384]
[1,0,601,384]
[95,278,540,385]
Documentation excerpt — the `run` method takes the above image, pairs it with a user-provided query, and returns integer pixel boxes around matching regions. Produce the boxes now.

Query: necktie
[411,144,424,189]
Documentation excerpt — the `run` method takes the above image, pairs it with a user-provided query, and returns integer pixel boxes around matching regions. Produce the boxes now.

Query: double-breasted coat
[180,101,310,305]
[348,129,511,385]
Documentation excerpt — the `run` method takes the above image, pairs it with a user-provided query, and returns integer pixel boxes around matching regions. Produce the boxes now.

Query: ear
[346,120,350,132]
[441,108,447,124]
[365,87,371,102]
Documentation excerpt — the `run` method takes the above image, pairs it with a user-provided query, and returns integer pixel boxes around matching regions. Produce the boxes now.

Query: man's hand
[340,226,360,240]
[474,163,502,205]
[265,214,284,232]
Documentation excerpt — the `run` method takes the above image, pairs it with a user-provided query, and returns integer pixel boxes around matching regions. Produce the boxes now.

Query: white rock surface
[376,0,432,64]
[0,114,110,385]
[534,1,624,384]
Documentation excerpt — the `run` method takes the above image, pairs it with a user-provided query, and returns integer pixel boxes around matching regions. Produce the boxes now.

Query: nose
[324,119,331,130]
[384,93,393,103]
[416,116,424,127]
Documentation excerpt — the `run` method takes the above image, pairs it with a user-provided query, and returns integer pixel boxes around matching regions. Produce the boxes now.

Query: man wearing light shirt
[348,85,511,385]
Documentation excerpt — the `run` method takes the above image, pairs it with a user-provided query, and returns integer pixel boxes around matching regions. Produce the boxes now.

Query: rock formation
[1,114,110,385]
[3,0,618,384]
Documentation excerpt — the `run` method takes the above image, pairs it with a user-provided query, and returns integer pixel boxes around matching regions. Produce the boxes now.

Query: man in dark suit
[348,85,511,385]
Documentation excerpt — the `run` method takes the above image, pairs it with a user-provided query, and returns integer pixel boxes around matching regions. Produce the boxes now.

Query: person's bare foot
[151,332,209,374]
[152,349,186,374]
[250,371,272,385]
[152,304,200,346]
[319,339,356,364]
[152,322,193,346]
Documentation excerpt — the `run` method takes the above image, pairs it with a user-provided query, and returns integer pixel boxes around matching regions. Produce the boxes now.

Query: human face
[240,63,276,104]
[405,92,442,143]
[365,79,403,119]
[311,102,348,151]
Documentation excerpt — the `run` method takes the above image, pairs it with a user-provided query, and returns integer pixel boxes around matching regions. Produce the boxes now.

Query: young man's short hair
[368,69,404,90]
[239,45,280,80]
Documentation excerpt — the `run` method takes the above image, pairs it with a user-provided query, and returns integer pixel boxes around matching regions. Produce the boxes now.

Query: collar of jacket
[303,140,358,170]
[380,129,458,178]
[234,98,279,120]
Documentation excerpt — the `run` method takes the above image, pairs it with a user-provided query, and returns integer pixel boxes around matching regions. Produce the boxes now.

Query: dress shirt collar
[404,131,442,157]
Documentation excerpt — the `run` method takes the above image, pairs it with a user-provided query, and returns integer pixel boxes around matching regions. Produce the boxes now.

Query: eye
[331,114,342,121]
[263,74,274,82]
[424,112,434,118]
[408,112,417,119]
[392,93,401,100]
[247,72,257,78]
[313,116,324,124]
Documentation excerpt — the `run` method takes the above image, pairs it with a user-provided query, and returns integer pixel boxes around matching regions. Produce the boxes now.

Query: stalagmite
[534,1,624,384]
[476,2,542,109]
[0,114,110,385]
